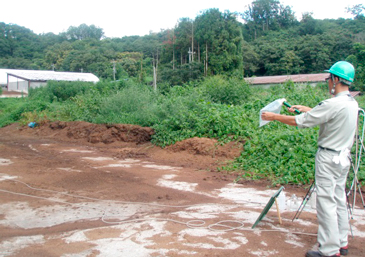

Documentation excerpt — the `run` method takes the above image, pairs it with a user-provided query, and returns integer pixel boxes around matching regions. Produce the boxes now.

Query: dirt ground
[0,121,364,257]
[0,91,27,98]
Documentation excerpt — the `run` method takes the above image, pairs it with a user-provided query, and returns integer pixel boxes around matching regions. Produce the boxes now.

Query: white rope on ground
[0,177,317,236]
[2,177,254,208]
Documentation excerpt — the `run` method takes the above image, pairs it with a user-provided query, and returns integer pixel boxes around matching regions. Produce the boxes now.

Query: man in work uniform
[261,61,358,257]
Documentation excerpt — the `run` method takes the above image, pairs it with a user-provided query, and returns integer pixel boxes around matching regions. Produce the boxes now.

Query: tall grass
[0,97,48,127]
[29,81,95,102]
[1,78,364,186]
[199,75,251,105]
[93,83,162,126]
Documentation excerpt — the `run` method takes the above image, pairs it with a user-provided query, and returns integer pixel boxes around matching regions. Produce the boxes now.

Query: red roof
[350,91,361,97]
[245,73,328,85]
[243,73,361,97]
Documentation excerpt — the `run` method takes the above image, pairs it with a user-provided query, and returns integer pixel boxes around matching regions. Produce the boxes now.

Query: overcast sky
[1,0,362,38]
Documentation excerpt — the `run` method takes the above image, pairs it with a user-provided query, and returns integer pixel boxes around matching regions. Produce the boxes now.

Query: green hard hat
[325,61,355,82]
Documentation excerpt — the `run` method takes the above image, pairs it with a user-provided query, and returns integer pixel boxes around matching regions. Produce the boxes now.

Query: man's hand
[288,105,312,113]
[261,112,277,121]
[261,112,297,126]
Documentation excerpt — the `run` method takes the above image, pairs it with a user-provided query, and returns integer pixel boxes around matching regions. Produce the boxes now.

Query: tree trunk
[205,43,208,76]
[173,29,175,70]
[156,49,159,82]
[173,47,175,70]
[139,56,143,82]
[153,66,157,90]
[191,22,194,62]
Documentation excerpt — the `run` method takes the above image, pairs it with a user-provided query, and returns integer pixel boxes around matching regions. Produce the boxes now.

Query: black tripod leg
[356,178,365,209]
[292,181,315,221]
[346,188,354,239]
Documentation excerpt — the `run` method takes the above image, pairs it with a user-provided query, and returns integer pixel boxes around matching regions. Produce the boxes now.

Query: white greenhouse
[1,69,99,93]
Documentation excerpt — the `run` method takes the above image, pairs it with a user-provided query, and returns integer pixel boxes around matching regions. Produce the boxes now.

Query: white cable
[0,178,317,236]
[1,177,263,208]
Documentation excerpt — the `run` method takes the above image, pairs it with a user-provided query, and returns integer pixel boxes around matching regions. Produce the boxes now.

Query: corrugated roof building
[244,73,361,97]
[0,69,15,89]
[244,73,328,87]
[2,69,99,93]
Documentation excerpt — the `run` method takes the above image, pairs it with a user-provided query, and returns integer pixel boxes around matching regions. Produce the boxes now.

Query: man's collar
[335,91,350,97]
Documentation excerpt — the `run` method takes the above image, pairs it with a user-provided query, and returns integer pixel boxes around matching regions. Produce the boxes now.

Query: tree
[0,22,41,58]
[296,35,331,73]
[174,18,194,66]
[45,42,73,70]
[116,52,143,78]
[195,9,243,75]
[347,43,365,91]
[161,28,176,68]
[242,40,259,76]
[298,12,322,35]
[242,0,297,39]
[0,57,34,69]
[277,50,303,74]
[64,24,104,41]
[159,62,203,86]
[346,4,365,20]
[276,4,298,29]
[0,22,12,57]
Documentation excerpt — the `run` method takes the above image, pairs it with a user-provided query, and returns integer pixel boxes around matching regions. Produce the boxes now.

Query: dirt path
[0,122,364,257]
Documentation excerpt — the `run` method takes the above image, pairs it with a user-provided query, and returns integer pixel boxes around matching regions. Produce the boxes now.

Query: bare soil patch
[0,121,364,257]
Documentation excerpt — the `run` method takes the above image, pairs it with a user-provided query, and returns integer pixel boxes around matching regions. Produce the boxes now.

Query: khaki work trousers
[315,148,350,256]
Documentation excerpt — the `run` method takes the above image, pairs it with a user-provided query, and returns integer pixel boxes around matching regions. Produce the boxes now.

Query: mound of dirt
[20,121,154,144]
[167,137,242,159]
[2,121,243,171]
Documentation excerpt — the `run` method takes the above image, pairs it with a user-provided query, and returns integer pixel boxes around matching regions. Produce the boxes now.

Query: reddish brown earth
[0,121,364,257]
[0,91,28,98]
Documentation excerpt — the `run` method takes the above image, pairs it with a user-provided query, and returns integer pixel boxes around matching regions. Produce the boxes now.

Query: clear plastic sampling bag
[259,98,286,127]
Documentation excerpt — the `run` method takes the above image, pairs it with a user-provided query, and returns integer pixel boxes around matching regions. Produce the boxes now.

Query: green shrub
[229,123,318,185]
[55,88,103,122]
[223,84,345,185]
[29,81,95,102]
[152,101,250,147]
[1,78,363,186]
[159,62,204,86]
[0,98,48,127]
[93,83,161,126]
[199,75,251,105]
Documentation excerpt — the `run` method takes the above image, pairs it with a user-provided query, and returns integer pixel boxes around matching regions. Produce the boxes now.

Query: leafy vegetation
[1,1,365,89]
[1,1,365,186]
[2,79,365,187]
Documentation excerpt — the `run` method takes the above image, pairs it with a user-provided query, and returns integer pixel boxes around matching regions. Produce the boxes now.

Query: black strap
[318,146,339,152]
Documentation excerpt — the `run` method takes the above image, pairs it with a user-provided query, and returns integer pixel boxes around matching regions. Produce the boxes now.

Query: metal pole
[292,181,315,221]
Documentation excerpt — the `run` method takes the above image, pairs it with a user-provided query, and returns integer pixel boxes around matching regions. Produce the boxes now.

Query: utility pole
[152,53,157,90]
[112,60,116,81]
[173,28,175,70]
[153,66,157,91]
[205,43,208,76]
[191,21,194,62]
[188,48,192,63]
[139,56,143,82]
[51,64,55,71]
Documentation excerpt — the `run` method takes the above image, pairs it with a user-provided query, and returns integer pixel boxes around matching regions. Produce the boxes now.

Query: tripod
[292,180,315,221]
[347,108,365,214]
[293,108,365,222]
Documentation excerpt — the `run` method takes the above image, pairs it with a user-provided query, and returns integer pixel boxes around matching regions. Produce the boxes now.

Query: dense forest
[1,0,365,90]
[1,0,365,185]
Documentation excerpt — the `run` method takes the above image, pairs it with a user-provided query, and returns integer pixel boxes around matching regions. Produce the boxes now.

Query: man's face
[326,74,333,94]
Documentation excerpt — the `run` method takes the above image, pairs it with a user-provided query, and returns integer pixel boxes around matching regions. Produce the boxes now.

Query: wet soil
[0,121,364,257]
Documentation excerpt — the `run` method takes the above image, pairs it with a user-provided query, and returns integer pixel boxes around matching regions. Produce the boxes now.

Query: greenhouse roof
[3,69,99,83]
